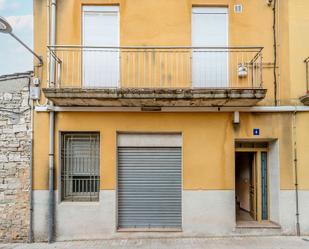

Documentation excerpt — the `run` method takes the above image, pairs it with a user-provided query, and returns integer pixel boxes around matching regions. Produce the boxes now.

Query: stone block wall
[0,72,32,242]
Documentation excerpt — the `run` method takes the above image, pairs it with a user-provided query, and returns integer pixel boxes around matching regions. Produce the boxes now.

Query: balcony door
[192,7,228,88]
[83,6,119,88]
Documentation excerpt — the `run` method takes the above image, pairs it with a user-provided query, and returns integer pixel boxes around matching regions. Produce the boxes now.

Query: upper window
[61,132,100,202]
[82,5,120,87]
[192,7,229,88]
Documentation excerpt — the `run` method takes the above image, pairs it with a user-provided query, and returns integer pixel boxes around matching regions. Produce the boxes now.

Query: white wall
[280,190,309,236]
[56,190,116,241]
[299,191,309,236]
[34,190,236,240]
[33,190,49,241]
[183,190,236,236]
[280,190,297,235]
[269,140,280,223]
[33,188,309,241]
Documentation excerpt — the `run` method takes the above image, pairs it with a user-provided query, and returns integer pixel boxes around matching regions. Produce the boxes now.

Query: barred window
[61,133,100,202]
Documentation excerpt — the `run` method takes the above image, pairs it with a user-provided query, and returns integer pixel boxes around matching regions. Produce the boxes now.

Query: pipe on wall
[267,0,278,105]
[272,0,278,106]
[50,0,56,86]
[292,110,300,236]
[48,0,56,243]
[28,76,34,243]
[277,0,281,104]
[48,110,54,243]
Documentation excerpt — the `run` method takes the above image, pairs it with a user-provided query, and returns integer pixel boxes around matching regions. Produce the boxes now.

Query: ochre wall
[32,0,309,193]
[285,1,309,190]
[287,0,309,100]
[34,0,277,101]
[33,112,295,190]
[33,0,309,101]
[277,0,309,104]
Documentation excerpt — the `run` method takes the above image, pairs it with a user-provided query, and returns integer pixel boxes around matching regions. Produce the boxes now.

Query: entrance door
[261,152,268,220]
[249,153,257,220]
[192,7,228,87]
[117,134,182,230]
[235,144,270,223]
[82,6,119,87]
[235,152,257,222]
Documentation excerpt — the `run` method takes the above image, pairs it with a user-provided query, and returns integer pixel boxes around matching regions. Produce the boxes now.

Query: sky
[0,0,33,75]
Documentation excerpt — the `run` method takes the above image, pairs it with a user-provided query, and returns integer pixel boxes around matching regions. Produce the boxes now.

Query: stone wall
[0,72,32,242]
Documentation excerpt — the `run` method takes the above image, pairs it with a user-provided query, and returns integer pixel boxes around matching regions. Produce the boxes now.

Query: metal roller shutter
[117,147,182,229]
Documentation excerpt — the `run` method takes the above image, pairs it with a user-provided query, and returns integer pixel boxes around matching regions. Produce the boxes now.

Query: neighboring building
[0,72,32,242]
[32,0,309,241]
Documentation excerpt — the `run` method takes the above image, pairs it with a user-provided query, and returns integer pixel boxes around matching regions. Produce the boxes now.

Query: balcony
[43,46,267,107]
[300,56,309,105]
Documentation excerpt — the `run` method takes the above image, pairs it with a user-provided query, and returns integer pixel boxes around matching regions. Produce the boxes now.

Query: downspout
[277,0,281,104]
[30,0,50,241]
[292,109,300,236]
[28,76,34,243]
[273,0,278,106]
[48,0,56,243]
[48,110,54,243]
[47,0,50,47]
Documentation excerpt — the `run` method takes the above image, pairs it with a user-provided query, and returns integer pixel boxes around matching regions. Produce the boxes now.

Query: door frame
[235,147,270,222]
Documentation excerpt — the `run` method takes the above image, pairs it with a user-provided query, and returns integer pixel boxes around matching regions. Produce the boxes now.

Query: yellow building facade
[33,0,309,241]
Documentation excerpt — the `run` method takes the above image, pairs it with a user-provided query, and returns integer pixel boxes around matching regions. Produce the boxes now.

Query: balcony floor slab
[43,88,267,107]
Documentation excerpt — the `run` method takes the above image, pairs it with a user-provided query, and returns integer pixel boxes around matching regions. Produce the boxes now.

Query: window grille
[61,133,100,201]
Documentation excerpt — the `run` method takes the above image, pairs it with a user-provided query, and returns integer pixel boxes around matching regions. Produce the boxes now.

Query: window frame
[60,132,100,202]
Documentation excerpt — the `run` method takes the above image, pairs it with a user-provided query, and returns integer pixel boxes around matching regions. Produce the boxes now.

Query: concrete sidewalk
[1,236,309,249]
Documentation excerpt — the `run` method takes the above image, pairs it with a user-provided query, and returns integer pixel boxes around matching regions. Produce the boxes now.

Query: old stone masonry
[0,72,32,242]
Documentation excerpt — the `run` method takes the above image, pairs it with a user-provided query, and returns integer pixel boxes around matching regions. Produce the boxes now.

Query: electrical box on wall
[30,77,41,100]
[30,86,40,100]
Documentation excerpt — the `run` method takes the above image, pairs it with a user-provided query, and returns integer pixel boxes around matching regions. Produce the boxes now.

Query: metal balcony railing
[48,46,263,89]
[305,56,309,93]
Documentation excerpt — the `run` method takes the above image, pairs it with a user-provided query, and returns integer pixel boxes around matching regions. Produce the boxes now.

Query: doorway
[235,152,257,221]
[235,143,269,223]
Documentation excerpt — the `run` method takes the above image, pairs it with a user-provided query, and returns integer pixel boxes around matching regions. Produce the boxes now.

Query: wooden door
[249,153,257,220]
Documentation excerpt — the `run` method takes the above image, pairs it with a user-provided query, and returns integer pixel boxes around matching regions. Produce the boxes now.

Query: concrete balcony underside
[43,88,267,107]
[300,94,309,105]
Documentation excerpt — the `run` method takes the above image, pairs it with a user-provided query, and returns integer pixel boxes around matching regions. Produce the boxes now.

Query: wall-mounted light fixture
[266,0,273,6]
[233,111,240,125]
[0,16,43,66]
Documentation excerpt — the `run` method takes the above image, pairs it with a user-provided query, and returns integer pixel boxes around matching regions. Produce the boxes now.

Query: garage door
[117,134,182,230]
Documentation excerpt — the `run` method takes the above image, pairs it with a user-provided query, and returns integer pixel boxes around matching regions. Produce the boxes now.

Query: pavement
[1,237,309,249]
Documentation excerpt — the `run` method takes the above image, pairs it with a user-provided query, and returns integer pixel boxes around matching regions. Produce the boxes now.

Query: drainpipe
[272,0,278,106]
[48,0,56,243]
[267,0,278,105]
[47,0,50,46]
[292,110,300,236]
[48,110,54,243]
[28,76,34,243]
[277,0,281,104]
